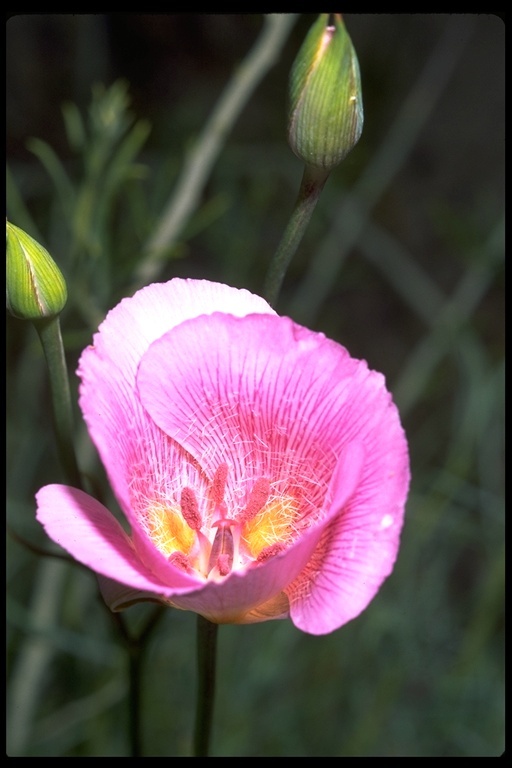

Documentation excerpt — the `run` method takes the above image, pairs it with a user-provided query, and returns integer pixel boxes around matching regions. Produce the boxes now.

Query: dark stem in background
[194,616,219,757]
[112,607,165,757]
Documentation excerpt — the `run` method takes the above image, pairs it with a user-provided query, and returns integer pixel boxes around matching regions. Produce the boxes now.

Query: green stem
[263,164,330,308]
[110,607,164,757]
[194,616,219,757]
[33,316,82,489]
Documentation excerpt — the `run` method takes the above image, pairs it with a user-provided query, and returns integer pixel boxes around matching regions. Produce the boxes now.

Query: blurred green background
[6,14,504,756]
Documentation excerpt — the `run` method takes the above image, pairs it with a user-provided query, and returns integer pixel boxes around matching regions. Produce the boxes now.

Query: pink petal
[287,413,410,634]
[78,280,275,522]
[138,313,382,503]
[35,485,200,597]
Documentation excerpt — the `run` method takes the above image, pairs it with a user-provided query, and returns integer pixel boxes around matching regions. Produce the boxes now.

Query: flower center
[146,463,299,580]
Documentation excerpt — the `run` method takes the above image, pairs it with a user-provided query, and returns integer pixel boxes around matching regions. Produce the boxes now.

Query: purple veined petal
[78,280,275,524]
[35,485,202,597]
[286,425,410,634]
[138,312,392,510]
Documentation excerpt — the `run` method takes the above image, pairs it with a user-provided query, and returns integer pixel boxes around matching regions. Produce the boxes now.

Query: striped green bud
[6,221,68,320]
[288,14,363,171]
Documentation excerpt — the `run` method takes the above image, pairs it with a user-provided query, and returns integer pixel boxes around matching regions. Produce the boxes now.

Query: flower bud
[288,14,363,171]
[6,221,68,320]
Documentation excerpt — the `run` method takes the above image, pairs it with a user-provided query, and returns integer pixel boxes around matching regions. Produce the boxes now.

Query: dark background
[7,14,504,756]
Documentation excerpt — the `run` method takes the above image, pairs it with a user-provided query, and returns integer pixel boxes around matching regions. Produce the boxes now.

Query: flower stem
[110,607,164,757]
[193,616,219,757]
[263,164,330,308]
[33,316,82,489]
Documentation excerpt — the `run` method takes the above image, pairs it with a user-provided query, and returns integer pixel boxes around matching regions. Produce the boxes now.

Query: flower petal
[138,313,385,511]
[137,312,408,631]
[35,485,199,596]
[287,410,410,634]
[78,280,275,522]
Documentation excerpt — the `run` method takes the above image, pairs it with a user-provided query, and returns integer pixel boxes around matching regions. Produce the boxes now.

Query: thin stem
[263,164,330,308]
[194,615,219,757]
[110,607,166,757]
[33,316,82,489]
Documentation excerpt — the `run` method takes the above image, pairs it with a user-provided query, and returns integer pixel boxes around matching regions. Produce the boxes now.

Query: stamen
[169,551,193,572]
[180,487,201,531]
[257,542,285,563]
[211,463,228,505]
[240,477,271,524]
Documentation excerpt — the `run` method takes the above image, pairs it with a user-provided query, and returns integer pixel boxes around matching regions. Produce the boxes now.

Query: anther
[240,477,271,524]
[257,542,285,563]
[169,551,193,572]
[211,463,228,505]
[180,487,202,531]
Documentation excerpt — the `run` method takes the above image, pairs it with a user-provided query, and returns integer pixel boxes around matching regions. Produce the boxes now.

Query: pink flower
[36,279,409,635]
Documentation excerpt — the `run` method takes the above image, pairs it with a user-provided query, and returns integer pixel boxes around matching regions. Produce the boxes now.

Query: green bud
[288,14,363,171]
[6,221,68,320]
